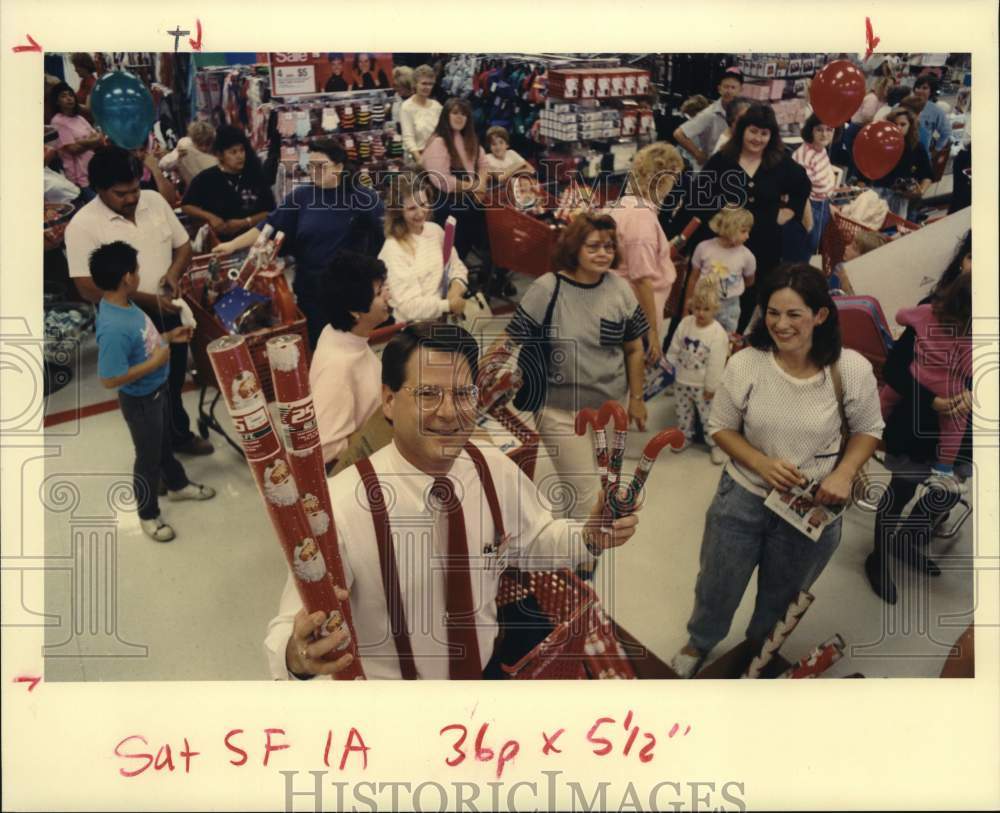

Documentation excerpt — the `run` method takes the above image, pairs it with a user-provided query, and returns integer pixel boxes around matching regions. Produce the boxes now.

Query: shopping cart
[820,205,921,278]
[496,568,637,679]
[179,252,309,455]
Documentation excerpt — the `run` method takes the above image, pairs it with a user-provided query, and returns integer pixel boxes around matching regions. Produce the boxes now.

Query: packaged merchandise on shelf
[547,67,652,101]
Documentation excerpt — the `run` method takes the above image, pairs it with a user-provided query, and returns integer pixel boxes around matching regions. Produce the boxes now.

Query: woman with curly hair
[607,142,685,362]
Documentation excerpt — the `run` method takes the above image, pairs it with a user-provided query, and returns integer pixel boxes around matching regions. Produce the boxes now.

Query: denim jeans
[144,309,195,448]
[686,471,843,655]
[807,198,830,258]
[118,383,190,519]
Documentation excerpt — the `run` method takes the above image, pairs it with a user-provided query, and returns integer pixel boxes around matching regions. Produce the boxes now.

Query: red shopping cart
[179,252,309,455]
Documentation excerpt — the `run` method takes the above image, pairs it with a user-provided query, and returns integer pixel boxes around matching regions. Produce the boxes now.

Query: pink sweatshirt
[898,303,971,397]
[607,195,676,293]
[421,135,488,193]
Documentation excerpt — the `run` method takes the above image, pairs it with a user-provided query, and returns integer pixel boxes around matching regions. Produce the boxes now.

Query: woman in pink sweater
[607,142,684,362]
[421,97,490,263]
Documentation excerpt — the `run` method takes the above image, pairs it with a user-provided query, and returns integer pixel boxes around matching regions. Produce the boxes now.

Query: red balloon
[853,121,905,180]
[810,60,866,127]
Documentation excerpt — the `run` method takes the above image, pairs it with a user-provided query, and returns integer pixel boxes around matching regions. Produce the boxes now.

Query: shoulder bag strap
[354,458,419,680]
[829,360,850,465]
[540,273,562,337]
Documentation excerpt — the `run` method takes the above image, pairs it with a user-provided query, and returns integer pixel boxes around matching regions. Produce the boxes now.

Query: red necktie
[431,476,482,680]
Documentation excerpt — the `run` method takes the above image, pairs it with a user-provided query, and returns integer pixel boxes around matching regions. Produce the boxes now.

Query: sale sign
[268,53,394,97]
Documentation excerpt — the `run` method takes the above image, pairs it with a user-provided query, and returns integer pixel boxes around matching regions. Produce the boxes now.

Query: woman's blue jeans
[685,471,843,655]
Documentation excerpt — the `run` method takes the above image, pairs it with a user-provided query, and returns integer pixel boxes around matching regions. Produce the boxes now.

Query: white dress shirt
[378,222,469,323]
[66,190,189,295]
[263,440,596,679]
[309,327,383,464]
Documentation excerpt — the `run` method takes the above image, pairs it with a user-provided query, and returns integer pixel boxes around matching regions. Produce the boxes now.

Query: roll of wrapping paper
[265,335,362,657]
[441,215,457,295]
[231,224,274,284]
[741,591,815,679]
[669,216,702,262]
[207,335,364,680]
[778,634,845,679]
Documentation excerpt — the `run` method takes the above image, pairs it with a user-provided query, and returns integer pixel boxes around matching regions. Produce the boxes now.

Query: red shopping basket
[496,568,636,679]
[820,207,921,277]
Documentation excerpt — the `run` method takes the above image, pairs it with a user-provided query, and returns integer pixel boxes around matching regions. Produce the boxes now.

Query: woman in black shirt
[859,106,933,222]
[680,103,811,333]
[181,125,275,239]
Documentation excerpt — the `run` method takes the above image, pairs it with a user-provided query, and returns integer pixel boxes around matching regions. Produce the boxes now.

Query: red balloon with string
[810,60,866,127]
[853,121,905,181]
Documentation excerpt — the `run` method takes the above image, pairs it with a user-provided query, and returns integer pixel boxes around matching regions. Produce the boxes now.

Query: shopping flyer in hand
[764,478,848,541]
[643,357,675,401]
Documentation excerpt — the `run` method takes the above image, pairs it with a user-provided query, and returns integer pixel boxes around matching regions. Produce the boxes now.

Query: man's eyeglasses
[401,385,480,412]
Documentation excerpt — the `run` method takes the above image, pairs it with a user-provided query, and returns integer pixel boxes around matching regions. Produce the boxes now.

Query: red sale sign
[268,53,394,97]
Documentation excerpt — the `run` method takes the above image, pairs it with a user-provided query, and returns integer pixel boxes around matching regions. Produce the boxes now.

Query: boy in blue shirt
[91,241,216,542]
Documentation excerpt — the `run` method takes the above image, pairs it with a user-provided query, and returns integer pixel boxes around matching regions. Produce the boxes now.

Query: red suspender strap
[463,442,506,541]
[355,457,419,680]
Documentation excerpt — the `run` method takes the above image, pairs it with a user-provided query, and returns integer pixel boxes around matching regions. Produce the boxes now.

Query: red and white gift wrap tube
[208,335,364,680]
[742,591,815,679]
[265,335,361,641]
[778,634,845,679]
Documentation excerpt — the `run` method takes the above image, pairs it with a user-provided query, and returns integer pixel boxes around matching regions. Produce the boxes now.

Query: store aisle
[42,380,975,682]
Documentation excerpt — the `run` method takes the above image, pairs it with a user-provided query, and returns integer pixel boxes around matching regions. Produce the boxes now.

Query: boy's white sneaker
[167,483,216,501]
[140,516,176,542]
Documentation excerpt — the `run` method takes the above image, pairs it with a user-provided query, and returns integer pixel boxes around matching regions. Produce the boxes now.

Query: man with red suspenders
[264,322,641,680]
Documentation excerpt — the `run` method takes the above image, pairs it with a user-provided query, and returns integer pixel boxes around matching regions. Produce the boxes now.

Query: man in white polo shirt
[673,67,744,171]
[66,146,212,455]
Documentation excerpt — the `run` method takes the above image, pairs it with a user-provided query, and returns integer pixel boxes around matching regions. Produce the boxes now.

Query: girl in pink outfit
[49,81,104,189]
[879,274,972,478]
[607,142,685,362]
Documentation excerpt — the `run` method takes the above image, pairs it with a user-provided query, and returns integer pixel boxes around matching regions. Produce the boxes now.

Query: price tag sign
[273,64,316,95]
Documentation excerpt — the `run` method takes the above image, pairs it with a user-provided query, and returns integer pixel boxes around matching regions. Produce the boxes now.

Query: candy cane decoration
[606,428,687,519]
[778,634,845,679]
[742,591,815,679]
[575,408,608,492]
[597,401,628,493]
[208,335,364,680]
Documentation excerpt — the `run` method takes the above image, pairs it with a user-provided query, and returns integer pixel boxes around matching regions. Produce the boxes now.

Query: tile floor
[41,308,977,682]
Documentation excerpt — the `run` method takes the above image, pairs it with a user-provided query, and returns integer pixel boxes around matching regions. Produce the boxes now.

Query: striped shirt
[507,271,649,412]
[792,143,836,202]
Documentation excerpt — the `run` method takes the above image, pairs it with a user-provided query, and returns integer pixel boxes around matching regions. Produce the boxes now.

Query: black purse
[512,273,562,413]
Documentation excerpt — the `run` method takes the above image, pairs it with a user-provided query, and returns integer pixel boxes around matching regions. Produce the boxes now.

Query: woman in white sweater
[378,174,469,323]
[670,265,883,678]
[398,64,443,163]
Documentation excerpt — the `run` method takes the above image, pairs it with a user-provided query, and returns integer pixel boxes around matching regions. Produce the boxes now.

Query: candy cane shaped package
[265,335,360,640]
[207,335,364,680]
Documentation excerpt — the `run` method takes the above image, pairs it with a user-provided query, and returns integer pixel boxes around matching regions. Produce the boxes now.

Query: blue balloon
[91,70,156,150]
